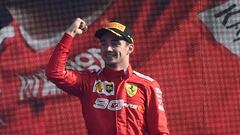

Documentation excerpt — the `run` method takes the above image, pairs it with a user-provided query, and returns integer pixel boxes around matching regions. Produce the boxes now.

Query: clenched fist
[66,18,88,37]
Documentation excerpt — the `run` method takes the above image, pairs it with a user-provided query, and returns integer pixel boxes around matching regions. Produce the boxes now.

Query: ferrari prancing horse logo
[126,83,138,97]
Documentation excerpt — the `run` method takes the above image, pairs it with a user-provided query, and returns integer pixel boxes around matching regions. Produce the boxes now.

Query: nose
[106,45,113,51]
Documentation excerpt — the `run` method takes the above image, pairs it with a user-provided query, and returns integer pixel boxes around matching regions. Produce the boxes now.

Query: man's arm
[146,81,170,135]
[45,18,88,96]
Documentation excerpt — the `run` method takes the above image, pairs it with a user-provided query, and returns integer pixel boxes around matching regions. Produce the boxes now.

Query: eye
[99,40,107,47]
[111,40,121,47]
[111,42,119,47]
[100,43,106,47]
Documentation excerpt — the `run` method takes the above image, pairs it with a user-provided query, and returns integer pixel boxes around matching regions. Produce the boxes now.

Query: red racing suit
[46,33,170,135]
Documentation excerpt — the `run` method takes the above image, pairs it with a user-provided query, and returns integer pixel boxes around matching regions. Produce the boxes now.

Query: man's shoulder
[132,70,155,82]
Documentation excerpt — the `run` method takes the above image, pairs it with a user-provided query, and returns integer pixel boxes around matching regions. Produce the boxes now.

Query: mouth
[103,52,117,60]
[105,52,116,57]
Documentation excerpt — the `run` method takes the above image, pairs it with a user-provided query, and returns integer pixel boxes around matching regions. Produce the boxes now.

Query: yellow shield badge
[95,82,103,92]
[126,83,138,97]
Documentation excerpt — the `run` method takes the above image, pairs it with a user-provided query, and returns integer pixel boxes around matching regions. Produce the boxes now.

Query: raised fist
[66,18,88,37]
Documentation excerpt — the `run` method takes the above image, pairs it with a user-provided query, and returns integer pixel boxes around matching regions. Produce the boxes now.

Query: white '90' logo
[93,98,124,111]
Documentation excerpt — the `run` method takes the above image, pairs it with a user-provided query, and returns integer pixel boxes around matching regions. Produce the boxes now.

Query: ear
[128,44,134,54]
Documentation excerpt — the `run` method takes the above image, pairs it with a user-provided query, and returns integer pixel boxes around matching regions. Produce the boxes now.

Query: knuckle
[76,18,81,21]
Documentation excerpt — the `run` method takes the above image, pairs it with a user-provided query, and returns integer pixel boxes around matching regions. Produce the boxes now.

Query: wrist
[60,33,74,45]
[65,31,75,37]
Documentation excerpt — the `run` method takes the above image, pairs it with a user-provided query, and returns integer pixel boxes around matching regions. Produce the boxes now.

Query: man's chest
[85,78,147,113]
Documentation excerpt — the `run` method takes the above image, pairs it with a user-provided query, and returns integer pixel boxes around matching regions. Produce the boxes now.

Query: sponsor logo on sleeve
[125,83,138,97]
[93,80,115,96]
[155,88,165,111]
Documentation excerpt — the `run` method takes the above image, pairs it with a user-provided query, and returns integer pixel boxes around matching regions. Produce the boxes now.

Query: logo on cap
[95,20,134,43]
[105,22,126,32]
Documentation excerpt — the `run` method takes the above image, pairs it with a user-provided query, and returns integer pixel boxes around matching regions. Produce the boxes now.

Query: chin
[104,58,117,63]
[105,61,117,66]
[105,61,115,65]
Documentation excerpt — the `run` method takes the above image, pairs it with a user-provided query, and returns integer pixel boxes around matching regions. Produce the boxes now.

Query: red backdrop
[0,0,239,134]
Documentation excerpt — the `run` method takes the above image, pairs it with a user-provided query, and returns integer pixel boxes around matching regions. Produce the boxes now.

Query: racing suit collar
[102,65,133,79]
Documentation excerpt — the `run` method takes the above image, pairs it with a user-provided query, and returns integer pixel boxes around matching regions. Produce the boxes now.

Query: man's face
[99,32,133,68]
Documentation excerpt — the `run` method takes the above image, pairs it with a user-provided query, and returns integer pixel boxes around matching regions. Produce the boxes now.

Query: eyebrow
[100,38,122,42]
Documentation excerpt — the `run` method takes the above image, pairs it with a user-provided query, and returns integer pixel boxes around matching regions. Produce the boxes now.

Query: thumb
[75,29,84,35]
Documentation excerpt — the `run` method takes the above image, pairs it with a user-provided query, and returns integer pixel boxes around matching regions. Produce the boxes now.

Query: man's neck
[105,64,129,72]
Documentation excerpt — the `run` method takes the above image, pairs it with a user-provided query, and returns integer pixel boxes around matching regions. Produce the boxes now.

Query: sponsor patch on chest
[93,80,115,96]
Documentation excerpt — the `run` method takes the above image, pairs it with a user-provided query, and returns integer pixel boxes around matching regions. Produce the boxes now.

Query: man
[46,18,170,135]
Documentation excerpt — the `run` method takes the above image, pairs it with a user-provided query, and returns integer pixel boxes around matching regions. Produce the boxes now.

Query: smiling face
[99,31,134,70]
